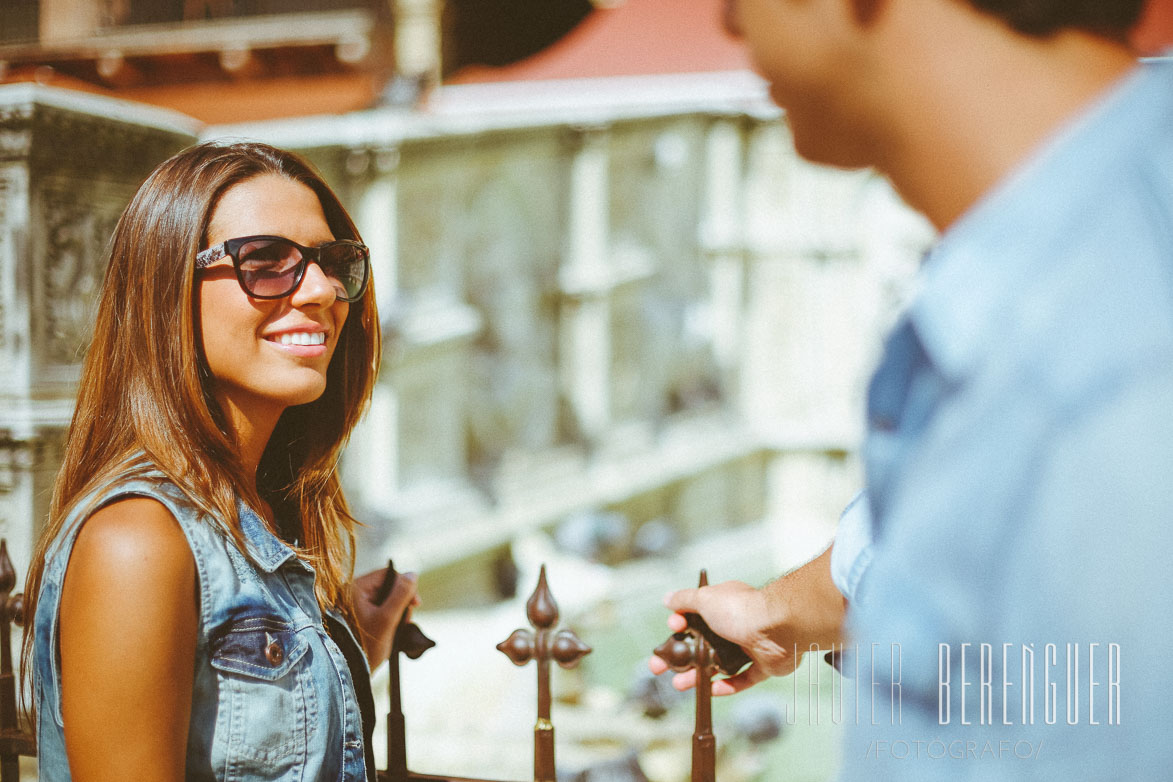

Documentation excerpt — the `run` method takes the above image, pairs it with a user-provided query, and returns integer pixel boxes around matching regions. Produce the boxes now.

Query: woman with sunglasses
[22,141,417,781]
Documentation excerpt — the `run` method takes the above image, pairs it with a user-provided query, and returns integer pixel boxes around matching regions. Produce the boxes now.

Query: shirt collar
[237,498,304,573]
[908,60,1163,383]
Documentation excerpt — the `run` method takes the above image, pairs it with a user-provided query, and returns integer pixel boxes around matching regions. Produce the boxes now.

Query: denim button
[265,632,285,665]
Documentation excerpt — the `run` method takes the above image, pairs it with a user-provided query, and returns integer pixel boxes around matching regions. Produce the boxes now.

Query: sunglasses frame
[195,234,371,303]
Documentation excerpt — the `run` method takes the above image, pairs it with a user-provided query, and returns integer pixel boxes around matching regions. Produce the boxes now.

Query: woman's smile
[263,324,331,355]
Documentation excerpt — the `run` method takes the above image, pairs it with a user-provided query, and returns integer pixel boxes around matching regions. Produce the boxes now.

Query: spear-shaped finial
[497,565,591,782]
[653,570,726,782]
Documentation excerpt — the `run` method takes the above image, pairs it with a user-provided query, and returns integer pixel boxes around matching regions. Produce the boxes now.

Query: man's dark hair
[968,0,1146,40]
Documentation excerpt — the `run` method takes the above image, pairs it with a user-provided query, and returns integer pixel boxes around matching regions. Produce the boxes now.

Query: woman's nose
[291,261,340,306]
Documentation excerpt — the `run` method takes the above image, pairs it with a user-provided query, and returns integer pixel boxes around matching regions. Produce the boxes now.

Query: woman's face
[197,174,350,431]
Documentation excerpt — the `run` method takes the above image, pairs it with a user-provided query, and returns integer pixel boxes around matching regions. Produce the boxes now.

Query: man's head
[722,0,1146,171]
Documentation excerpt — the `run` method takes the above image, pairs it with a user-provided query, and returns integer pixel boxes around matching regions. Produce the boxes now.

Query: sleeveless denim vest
[33,471,370,781]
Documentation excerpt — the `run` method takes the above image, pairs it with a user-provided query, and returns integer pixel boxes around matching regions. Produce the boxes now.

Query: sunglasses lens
[319,243,369,301]
[227,237,369,301]
[236,238,303,298]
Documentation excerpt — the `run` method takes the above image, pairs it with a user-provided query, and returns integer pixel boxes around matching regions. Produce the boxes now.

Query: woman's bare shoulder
[73,499,191,565]
[67,496,196,594]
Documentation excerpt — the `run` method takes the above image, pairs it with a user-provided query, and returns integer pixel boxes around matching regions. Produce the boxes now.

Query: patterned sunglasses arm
[195,244,227,269]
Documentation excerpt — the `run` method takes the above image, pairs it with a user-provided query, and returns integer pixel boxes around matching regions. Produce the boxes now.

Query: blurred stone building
[5,0,1170,778]
[0,0,594,119]
[0,0,937,596]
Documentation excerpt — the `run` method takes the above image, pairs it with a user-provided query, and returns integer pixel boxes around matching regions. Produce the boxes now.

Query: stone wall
[0,83,196,574]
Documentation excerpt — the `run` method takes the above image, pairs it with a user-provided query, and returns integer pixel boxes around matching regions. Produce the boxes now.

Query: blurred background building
[0,0,598,119]
[2,1,1171,780]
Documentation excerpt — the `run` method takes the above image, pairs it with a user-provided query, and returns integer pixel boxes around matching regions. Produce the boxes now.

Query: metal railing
[0,541,723,782]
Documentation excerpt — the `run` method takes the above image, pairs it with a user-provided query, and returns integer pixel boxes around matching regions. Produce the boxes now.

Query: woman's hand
[350,567,420,666]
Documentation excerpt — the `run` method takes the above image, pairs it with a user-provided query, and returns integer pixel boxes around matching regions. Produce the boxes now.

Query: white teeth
[276,332,326,346]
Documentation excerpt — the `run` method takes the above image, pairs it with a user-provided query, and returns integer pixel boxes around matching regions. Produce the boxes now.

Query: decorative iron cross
[652,569,743,782]
[497,564,591,782]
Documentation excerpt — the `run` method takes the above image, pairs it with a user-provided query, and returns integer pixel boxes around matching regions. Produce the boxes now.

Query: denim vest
[33,471,370,781]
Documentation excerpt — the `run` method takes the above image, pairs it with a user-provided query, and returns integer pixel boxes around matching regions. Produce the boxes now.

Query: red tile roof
[1137,0,1173,54]
[448,0,750,84]
[450,0,1173,85]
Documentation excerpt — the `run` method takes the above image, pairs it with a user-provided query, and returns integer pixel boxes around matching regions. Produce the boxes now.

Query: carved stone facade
[0,84,196,572]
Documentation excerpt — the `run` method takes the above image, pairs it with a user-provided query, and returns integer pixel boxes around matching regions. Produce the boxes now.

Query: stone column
[347,147,402,512]
[388,0,442,103]
[337,143,483,541]
[558,126,612,447]
[0,84,195,574]
[38,0,103,43]
[699,117,747,408]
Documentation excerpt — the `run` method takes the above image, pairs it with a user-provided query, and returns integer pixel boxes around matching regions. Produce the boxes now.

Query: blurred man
[652,0,1173,777]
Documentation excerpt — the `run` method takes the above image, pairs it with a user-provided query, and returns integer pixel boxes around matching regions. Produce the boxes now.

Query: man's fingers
[711,664,768,696]
[672,665,767,694]
[664,588,701,613]
[671,669,699,691]
[666,612,687,632]
[657,655,773,696]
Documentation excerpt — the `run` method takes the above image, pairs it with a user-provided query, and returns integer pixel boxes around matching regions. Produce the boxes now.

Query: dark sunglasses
[195,235,370,303]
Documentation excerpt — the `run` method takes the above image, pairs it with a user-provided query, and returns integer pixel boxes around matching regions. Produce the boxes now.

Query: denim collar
[237,499,309,573]
[121,455,309,573]
[908,60,1161,384]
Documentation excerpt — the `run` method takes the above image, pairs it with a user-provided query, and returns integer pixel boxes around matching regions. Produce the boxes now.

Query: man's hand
[649,546,846,695]
[351,567,420,666]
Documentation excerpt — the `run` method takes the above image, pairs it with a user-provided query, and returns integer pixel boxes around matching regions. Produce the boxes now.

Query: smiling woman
[20,142,418,782]
[197,174,356,468]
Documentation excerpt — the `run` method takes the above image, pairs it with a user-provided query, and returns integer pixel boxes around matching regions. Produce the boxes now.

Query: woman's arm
[58,497,197,782]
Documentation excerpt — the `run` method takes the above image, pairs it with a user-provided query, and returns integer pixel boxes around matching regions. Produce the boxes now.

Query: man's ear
[721,0,740,38]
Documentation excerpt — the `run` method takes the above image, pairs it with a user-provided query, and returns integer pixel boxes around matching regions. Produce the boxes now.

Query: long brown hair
[21,141,380,693]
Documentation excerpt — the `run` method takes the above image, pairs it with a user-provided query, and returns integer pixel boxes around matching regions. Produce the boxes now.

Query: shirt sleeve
[829,491,874,603]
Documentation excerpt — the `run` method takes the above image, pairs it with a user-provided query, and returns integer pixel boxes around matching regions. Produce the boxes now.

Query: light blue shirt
[833,58,1173,779]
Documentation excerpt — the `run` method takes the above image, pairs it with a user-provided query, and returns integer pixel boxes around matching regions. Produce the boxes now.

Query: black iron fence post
[375,560,435,782]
